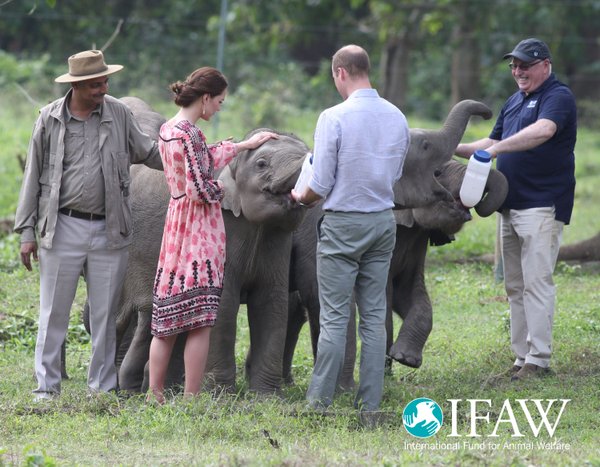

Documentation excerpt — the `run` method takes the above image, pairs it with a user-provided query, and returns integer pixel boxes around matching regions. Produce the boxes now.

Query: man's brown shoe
[511,363,550,382]
[510,365,522,375]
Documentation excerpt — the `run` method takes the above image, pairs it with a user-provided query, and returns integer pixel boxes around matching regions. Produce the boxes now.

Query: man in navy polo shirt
[456,38,577,382]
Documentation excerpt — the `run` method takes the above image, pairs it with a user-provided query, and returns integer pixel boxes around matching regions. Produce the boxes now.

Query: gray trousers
[501,207,563,368]
[35,213,128,394]
[307,209,396,411]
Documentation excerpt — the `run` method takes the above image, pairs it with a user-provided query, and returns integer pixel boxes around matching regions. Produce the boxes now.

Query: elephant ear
[393,209,415,228]
[219,164,242,217]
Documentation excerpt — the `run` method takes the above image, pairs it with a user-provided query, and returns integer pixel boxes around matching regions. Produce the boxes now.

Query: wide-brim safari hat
[55,50,123,83]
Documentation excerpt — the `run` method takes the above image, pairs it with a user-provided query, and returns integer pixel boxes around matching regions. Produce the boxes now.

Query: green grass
[1,93,599,466]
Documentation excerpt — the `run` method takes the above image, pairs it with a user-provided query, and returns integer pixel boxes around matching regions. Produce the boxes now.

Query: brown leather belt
[59,208,105,221]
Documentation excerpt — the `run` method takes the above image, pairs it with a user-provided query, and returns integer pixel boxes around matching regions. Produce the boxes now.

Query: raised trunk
[439,100,493,154]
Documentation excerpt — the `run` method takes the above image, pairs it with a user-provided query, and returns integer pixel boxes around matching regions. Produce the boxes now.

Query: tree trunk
[380,7,426,110]
[450,5,480,106]
[380,37,410,109]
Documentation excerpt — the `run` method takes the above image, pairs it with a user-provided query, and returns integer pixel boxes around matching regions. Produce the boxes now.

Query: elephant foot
[119,381,143,393]
[248,387,283,399]
[336,377,355,394]
[384,356,393,376]
[117,388,141,398]
[248,380,284,396]
[61,340,69,379]
[388,342,423,369]
[283,373,295,386]
[203,374,237,395]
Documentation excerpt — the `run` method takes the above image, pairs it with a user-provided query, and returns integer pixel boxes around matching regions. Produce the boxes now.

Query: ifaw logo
[402,398,443,438]
[402,398,571,438]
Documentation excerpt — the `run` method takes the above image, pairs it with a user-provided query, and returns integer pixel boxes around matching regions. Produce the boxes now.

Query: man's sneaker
[511,363,550,382]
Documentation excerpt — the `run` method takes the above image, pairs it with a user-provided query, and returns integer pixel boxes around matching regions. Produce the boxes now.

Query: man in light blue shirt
[292,44,410,415]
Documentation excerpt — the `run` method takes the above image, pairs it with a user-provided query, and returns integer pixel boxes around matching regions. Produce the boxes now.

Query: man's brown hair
[332,45,370,78]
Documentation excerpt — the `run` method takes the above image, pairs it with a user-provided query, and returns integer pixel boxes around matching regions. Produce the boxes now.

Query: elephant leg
[337,301,356,392]
[167,332,187,389]
[306,290,321,361]
[205,286,240,393]
[119,307,153,392]
[388,278,432,368]
[246,289,288,393]
[282,291,306,385]
[61,340,69,380]
[115,309,137,369]
[384,279,394,374]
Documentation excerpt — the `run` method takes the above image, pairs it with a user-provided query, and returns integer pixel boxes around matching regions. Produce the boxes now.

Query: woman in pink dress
[147,67,277,403]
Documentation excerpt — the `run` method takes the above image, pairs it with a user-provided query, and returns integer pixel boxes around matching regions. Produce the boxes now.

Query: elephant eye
[434,169,442,177]
[256,158,268,170]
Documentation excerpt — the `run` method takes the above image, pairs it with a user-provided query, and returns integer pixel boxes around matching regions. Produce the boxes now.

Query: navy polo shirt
[490,73,577,224]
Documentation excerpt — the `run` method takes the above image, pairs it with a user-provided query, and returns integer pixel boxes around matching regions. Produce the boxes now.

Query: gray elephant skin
[283,100,508,385]
[114,97,309,394]
[113,98,499,394]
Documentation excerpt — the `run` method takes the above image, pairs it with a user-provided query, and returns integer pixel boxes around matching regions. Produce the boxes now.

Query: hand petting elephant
[283,100,504,385]
[112,97,310,393]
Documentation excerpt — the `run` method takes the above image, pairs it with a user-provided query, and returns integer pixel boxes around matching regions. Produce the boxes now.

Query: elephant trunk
[439,100,493,155]
[474,169,508,217]
[271,156,307,193]
[558,233,600,262]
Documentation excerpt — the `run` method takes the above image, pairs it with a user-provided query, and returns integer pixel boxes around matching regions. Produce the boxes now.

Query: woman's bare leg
[147,334,177,404]
[183,326,212,397]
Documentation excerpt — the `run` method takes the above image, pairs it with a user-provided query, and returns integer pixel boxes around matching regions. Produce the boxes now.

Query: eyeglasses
[508,60,543,71]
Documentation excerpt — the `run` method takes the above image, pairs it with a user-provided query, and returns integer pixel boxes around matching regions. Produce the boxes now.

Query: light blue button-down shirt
[308,88,410,212]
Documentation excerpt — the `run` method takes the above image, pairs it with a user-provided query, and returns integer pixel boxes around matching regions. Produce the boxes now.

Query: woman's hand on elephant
[236,131,279,152]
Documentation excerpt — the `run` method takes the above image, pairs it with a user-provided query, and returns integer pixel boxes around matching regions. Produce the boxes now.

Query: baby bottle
[459,149,492,207]
[294,152,314,194]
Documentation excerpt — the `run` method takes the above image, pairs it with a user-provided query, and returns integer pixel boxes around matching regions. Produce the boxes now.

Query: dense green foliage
[1,0,600,123]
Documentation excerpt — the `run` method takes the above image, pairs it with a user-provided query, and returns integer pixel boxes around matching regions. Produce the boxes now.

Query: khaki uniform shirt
[61,103,105,215]
[14,91,163,249]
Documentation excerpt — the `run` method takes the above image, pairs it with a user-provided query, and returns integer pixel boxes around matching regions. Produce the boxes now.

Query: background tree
[0,0,599,124]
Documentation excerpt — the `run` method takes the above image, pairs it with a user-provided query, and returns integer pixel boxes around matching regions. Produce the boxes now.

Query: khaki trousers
[35,213,128,395]
[501,207,563,368]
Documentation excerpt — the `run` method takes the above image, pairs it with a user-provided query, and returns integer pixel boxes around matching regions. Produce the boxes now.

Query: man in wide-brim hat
[55,49,124,83]
[55,50,124,113]
[14,49,163,402]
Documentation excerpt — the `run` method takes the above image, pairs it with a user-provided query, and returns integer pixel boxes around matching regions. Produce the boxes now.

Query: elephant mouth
[454,197,473,221]
[262,186,303,210]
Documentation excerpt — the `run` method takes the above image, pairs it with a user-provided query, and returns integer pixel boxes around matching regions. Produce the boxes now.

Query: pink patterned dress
[151,119,237,337]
